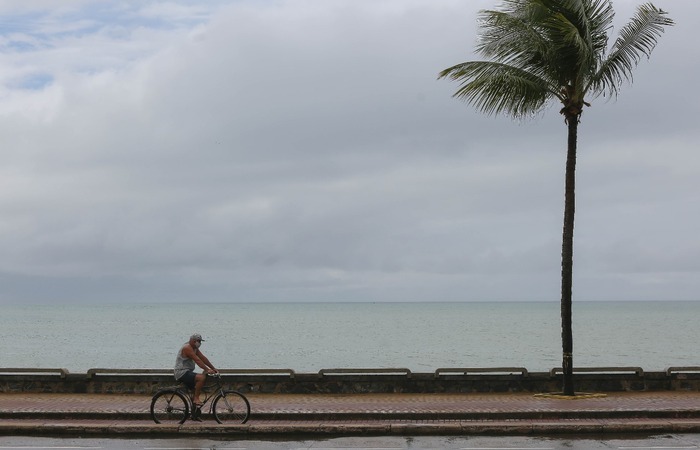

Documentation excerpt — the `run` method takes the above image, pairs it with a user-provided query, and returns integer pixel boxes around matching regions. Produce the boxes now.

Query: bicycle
[150,373,250,424]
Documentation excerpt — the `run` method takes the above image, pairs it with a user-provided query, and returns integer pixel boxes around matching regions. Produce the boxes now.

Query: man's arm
[182,345,216,373]
[198,353,217,373]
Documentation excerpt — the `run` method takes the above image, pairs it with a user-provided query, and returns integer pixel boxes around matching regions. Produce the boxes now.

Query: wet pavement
[1,391,700,436]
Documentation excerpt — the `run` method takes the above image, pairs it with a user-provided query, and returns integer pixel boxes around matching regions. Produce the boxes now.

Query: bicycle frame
[180,373,226,414]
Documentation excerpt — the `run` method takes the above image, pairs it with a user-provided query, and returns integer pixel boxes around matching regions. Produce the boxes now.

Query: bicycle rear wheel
[212,390,250,424]
[150,389,189,424]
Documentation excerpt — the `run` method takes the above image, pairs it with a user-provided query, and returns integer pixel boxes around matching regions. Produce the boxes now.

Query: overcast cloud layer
[0,0,697,304]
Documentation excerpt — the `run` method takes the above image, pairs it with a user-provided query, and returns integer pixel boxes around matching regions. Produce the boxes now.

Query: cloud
[0,0,698,303]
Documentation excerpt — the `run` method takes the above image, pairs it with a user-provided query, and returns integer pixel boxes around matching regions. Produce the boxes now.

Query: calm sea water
[2,301,697,373]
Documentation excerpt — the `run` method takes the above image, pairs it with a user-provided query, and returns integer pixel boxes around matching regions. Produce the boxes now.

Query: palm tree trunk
[560,117,578,396]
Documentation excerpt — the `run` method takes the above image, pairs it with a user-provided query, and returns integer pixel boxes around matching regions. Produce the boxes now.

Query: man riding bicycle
[174,333,219,408]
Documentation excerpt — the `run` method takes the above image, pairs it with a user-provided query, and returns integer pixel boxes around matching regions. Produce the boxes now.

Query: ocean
[2,301,697,373]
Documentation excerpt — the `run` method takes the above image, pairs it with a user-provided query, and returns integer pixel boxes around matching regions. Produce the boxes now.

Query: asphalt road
[3,433,700,449]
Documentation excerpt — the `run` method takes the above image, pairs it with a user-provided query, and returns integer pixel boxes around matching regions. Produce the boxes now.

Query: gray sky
[0,0,697,304]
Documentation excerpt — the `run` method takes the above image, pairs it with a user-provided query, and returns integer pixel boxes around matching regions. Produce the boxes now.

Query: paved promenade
[2,391,700,436]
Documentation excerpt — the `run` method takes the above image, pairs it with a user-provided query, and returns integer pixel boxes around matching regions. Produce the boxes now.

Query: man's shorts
[177,370,197,390]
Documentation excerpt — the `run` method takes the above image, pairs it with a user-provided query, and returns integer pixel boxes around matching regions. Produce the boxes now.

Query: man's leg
[193,373,206,404]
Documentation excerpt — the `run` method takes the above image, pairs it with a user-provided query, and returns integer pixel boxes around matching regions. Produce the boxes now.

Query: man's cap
[190,334,205,342]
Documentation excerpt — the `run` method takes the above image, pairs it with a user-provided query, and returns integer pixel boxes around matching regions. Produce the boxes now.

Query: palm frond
[438,61,557,118]
[550,11,593,61]
[476,9,551,68]
[542,1,602,78]
[582,0,615,54]
[587,3,674,97]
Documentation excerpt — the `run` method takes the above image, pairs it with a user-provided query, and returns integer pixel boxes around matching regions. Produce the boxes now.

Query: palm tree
[439,0,673,395]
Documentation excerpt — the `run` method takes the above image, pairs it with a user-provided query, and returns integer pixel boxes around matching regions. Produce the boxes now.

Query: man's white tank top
[174,346,195,380]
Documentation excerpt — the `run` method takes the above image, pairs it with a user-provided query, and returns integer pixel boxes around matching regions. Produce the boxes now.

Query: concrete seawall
[2,366,700,394]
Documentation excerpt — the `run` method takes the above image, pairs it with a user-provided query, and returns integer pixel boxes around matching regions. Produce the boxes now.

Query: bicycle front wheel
[150,389,189,424]
[213,390,250,424]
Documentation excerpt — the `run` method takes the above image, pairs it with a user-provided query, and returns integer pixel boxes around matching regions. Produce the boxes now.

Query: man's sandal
[191,403,204,421]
